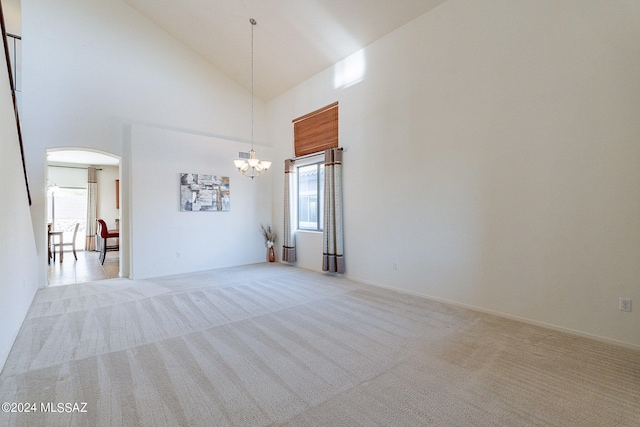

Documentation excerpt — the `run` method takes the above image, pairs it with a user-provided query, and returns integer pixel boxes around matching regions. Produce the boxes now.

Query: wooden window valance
[293,102,338,157]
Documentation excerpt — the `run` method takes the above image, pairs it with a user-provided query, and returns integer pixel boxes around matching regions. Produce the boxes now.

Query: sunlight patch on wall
[334,50,366,90]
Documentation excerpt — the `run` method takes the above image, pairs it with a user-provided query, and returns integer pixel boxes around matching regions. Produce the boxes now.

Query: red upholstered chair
[97,219,119,265]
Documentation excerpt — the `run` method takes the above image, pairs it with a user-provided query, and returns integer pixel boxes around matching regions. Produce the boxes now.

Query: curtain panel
[282,159,296,262]
[85,167,98,251]
[322,148,344,273]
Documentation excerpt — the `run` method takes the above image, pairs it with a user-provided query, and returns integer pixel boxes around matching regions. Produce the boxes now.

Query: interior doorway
[46,149,121,286]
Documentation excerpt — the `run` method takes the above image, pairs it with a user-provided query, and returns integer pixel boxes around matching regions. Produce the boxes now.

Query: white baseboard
[350,276,640,352]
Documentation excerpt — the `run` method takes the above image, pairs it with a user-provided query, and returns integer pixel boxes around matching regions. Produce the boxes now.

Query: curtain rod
[49,165,103,170]
[291,147,343,161]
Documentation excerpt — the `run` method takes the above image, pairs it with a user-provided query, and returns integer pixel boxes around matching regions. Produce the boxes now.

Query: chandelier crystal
[234,18,271,179]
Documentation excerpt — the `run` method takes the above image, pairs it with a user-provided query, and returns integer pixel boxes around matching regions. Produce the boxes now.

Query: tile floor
[47,250,120,287]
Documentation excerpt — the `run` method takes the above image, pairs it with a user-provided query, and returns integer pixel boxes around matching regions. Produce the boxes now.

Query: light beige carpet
[0,263,638,426]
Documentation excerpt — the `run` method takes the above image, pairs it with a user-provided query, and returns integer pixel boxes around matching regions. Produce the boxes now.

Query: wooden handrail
[0,2,31,205]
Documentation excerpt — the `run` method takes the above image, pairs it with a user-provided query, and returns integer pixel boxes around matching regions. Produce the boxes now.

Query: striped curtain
[282,159,296,262]
[322,148,344,273]
[85,167,98,251]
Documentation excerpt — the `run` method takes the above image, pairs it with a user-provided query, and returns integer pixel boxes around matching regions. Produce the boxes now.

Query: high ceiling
[122,0,447,101]
[47,150,120,166]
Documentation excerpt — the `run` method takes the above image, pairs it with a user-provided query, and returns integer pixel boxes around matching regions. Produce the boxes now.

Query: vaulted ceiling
[122,0,447,101]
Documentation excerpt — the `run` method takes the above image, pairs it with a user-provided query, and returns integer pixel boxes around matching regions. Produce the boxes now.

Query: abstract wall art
[180,173,230,212]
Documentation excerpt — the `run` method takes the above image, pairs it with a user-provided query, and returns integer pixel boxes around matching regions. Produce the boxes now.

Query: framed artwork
[180,173,229,212]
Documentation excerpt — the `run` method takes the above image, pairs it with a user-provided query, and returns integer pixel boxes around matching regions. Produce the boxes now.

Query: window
[298,162,324,231]
[47,187,87,250]
[292,102,337,231]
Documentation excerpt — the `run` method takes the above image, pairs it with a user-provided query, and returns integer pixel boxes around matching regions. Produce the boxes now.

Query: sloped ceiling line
[121,0,448,101]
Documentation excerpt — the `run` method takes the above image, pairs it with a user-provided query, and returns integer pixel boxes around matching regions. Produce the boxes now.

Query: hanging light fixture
[234,18,271,179]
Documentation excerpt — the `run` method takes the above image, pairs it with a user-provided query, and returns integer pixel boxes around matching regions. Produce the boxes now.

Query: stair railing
[0,2,31,205]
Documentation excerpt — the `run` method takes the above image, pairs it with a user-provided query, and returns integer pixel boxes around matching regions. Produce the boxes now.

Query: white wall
[0,14,39,370]
[2,0,20,34]
[22,0,267,284]
[129,125,273,279]
[268,0,640,347]
[97,165,120,229]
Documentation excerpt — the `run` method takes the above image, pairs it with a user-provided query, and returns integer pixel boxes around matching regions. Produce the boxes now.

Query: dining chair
[97,219,119,264]
[47,223,53,263]
[52,222,80,262]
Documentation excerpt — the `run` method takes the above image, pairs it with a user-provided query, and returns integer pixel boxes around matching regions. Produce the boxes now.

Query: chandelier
[234,18,271,179]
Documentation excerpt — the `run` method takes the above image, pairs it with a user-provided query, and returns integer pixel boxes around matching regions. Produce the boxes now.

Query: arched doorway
[46,148,121,286]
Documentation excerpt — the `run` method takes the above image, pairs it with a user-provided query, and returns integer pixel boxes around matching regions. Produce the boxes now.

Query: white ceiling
[121,0,448,101]
[47,150,120,166]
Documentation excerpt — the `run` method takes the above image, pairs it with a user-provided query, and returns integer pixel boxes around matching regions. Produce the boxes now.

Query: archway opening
[46,148,121,286]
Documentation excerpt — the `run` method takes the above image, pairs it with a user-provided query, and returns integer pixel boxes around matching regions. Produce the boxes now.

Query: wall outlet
[393,261,399,270]
[619,298,632,312]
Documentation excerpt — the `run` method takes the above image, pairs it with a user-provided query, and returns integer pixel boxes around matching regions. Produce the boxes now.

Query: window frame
[296,160,324,232]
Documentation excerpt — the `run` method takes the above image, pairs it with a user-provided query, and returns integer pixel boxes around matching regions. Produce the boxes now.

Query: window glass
[298,163,324,231]
[47,187,87,250]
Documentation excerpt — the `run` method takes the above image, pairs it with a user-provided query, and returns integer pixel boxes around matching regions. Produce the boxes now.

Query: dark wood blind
[293,102,338,157]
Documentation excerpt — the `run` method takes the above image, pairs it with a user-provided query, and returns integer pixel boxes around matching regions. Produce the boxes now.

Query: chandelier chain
[233,18,271,179]
[251,18,255,150]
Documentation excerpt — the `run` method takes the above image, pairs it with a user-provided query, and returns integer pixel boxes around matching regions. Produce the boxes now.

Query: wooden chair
[47,223,53,263]
[97,219,119,265]
[52,222,80,262]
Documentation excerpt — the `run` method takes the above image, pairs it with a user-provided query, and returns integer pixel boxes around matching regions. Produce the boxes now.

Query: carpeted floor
[1,263,638,426]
